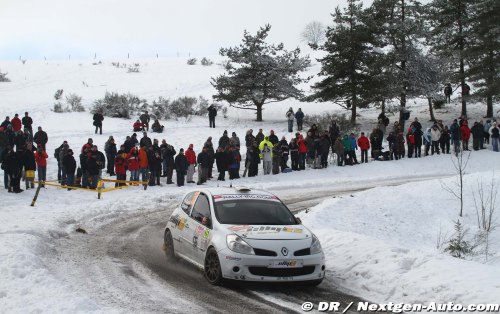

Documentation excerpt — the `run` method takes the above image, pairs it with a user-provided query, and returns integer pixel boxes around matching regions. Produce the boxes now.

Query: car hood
[226,224,311,240]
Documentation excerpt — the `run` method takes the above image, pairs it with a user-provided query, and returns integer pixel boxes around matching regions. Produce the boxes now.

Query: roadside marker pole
[30,181,43,207]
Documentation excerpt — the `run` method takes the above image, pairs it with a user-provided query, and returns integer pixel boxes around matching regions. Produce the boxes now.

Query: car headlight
[310,234,322,254]
[226,234,255,255]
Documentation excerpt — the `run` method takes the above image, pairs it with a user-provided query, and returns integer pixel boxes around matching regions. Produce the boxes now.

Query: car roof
[195,187,274,197]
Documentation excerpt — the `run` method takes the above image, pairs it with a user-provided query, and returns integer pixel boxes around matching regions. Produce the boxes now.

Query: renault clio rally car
[163,187,325,285]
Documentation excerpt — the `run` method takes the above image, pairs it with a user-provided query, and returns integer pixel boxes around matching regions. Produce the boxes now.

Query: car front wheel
[164,229,176,261]
[204,247,223,285]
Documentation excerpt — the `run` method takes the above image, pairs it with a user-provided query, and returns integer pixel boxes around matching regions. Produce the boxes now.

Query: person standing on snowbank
[93,111,104,135]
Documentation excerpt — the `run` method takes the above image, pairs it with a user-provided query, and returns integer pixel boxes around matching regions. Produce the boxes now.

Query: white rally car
[163,187,325,285]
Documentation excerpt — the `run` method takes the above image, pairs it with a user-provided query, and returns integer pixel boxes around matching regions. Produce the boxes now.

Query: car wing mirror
[295,216,302,224]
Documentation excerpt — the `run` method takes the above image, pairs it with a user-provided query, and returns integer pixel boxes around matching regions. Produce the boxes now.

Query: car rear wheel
[204,247,223,285]
[164,230,176,261]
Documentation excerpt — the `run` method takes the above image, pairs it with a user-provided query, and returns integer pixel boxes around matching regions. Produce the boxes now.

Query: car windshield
[213,199,298,225]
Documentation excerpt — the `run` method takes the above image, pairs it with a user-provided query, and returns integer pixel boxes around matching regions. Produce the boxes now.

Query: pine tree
[370,0,427,128]
[464,0,500,117]
[428,0,475,117]
[308,0,379,124]
[211,25,310,121]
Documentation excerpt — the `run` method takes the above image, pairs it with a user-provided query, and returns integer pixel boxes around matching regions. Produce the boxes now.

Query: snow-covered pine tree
[211,24,311,121]
[370,0,427,128]
[464,0,499,117]
[427,0,475,117]
[308,0,379,124]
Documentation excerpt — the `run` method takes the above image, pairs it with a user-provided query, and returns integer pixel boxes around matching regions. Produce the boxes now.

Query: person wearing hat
[218,130,230,149]
[0,116,10,130]
[489,121,500,152]
[174,148,188,186]
[185,144,196,183]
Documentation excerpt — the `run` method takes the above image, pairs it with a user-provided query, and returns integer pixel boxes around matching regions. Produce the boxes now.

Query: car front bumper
[217,248,325,282]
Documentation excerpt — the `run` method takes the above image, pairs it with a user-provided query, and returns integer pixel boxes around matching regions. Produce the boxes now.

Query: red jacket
[35,151,48,167]
[133,121,145,131]
[460,125,471,141]
[185,148,196,165]
[126,149,140,171]
[11,117,22,132]
[297,136,307,153]
[357,136,370,150]
[115,156,127,175]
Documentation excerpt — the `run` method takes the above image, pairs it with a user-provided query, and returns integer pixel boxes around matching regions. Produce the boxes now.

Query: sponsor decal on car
[213,194,280,202]
[169,214,187,231]
[225,256,242,261]
[203,229,210,239]
[195,225,204,236]
[228,225,304,235]
[271,260,303,268]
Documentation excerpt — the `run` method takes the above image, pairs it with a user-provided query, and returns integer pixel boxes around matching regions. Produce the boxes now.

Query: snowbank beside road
[301,170,500,305]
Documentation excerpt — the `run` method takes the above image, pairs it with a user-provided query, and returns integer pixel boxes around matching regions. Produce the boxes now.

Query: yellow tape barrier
[30,178,149,206]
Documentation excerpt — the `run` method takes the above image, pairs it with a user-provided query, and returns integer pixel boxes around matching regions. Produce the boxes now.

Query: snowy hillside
[0,58,499,313]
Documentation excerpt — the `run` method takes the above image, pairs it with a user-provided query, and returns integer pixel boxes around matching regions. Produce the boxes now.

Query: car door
[187,192,213,262]
[174,191,199,257]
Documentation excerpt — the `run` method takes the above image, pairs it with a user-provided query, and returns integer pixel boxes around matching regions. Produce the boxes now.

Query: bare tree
[300,21,326,46]
[442,150,471,217]
[472,175,498,261]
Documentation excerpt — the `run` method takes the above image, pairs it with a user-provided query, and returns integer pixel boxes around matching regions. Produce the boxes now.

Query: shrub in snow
[0,70,10,82]
[201,57,213,66]
[303,112,356,133]
[445,220,474,259]
[66,93,85,112]
[54,89,64,100]
[91,92,147,119]
[433,98,446,109]
[52,103,64,113]
[169,96,197,118]
[187,58,197,65]
[127,66,140,73]
[151,97,170,119]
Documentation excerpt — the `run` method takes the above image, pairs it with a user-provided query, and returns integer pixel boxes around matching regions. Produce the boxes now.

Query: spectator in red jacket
[34,145,48,186]
[297,134,307,170]
[133,120,145,132]
[126,148,140,181]
[357,132,371,163]
[461,121,471,151]
[114,155,127,187]
[185,144,196,183]
[11,114,22,132]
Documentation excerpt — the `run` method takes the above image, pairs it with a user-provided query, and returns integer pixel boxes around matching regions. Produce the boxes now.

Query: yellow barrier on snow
[30,178,149,206]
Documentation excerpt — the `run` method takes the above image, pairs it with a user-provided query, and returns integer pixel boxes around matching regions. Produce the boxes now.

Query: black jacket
[174,154,188,175]
[87,153,100,176]
[4,151,22,175]
[63,154,77,174]
[34,130,48,145]
[140,136,152,148]
[215,151,228,171]
[93,113,104,126]
[161,144,176,167]
[22,116,33,129]
[197,151,210,168]
[23,150,36,171]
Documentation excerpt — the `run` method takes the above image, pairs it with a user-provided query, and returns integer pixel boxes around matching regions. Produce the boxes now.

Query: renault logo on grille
[281,247,289,256]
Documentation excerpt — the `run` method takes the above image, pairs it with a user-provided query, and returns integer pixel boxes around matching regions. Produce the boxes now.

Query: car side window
[181,191,198,215]
[190,193,212,229]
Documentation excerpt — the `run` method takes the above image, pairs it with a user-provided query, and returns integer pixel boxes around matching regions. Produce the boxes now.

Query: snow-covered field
[0,58,499,313]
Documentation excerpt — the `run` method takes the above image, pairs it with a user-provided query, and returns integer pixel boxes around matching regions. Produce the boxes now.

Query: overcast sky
[0,0,348,60]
